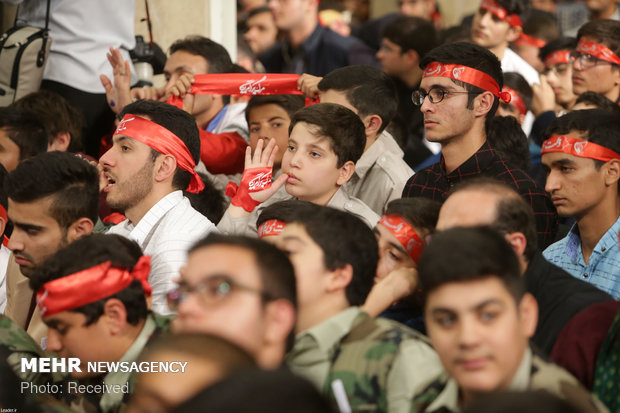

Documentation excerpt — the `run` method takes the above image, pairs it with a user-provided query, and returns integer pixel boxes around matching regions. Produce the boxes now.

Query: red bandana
[479,0,522,27]
[113,114,204,193]
[423,62,511,103]
[575,40,620,66]
[544,50,571,69]
[36,256,152,318]
[258,219,286,238]
[378,215,425,263]
[541,135,620,162]
[513,33,546,48]
[501,86,527,115]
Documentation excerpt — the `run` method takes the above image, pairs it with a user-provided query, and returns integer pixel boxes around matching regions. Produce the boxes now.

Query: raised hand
[99,47,133,114]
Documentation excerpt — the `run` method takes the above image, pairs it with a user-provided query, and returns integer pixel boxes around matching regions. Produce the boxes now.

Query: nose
[163,73,179,93]
[376,49,384,60]
[457,316,481,348]
[545,170,561,193]
[99,147,114,168]
[420,93,434,113]
[479,11,492,27]
[7,230,24,252]
[571,56,584,71]
[46,329,63,353]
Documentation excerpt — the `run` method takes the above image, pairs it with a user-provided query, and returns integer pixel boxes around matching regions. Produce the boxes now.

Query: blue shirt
[543,216,620,299]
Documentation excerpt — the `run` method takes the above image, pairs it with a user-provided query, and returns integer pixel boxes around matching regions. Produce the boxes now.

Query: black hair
[0,107,48,161]
[486,116,530,172]
[317,65,398,134]
[418,226,525,302]
[11,90,84,153]
[287,204,378,306]
[289,103,365,167]
[493,0,529,15]
[0,163,8,215]
[5,152,99,228]
[169,36,233,74]
[245,94,305,124]
[420,42,503,117]
[256,199,318,228]
[448,178,538,261]
[384,198,441,239]
[538,37,576,62]
[29,234,148,325]
[247,6,271,20]
[577,19,620,57]
[503,72,532,111]
[184,172,226,224]
[574,91,620,113]
[382,16,438,59]
[520,8,559,42]
[120,100,201,191]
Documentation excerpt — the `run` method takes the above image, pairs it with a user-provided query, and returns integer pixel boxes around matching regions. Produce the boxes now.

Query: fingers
[100,74,112,92]
[244,145,252,169]
[297,73,322,98]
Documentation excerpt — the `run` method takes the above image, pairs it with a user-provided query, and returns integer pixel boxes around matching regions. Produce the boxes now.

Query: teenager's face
[281,122,349,204]
[248,104,293,168]
[425,278,536,397]
[471,7,514,51]
[399,0,434,19]
[572,36,620,101]
[244,11,278,55]
[99,136,155,214]
[8,197,68,277]
[163,50,214,119]
[0,127,21,172]
[377,38,410,78]
[374,223,416,281]
[269,0,311,31]
[544,61,576,107]
[496,102,524,125]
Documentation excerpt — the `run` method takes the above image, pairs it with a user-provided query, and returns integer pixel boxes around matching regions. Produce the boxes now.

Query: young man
[0,107,48,172]
[29,233,170,413]
[170,233,297,370]
[100,100,218,314]
[243,6,279,55]
[572,20,620,103]
[401,41,557,248]
[436,178,612,354]
[539,37,579,112]
[541,109,620,299]
[277,203,442,412]
[5,152,99,346]
[218,103,379,235]
[298,65,414,214]
[497,72,532,126]
[412,226,607,413]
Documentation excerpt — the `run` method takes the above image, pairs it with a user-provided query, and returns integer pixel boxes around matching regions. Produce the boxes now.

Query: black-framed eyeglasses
[570,51,615,70]
[411,87,479,106]
[167,274,273,311]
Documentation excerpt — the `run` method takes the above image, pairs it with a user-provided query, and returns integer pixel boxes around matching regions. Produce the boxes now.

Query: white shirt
[502,48,539,135]
[0,244,11,314]
[107,191,218,315]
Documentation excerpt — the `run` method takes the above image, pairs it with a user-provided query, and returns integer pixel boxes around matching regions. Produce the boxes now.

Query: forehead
[289,122,331,148]
[248,103,291,122]
[420,76,461,90]
[279,223,318,249]
[44,310,88,327]
[247,11,273,25]
[318,90,356,114]
[437,190,498,230]
[184,245,262,286]
[8,196,56,222]
[164,50,209,74]
[376,222,405,246]
[426,277,516,311]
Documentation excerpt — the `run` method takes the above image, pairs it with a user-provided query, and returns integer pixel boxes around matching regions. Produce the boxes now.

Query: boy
[218,103,379,235]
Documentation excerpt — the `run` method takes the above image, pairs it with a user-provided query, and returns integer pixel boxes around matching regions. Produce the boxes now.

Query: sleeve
[199,129,248,175]
[217,209,259,237]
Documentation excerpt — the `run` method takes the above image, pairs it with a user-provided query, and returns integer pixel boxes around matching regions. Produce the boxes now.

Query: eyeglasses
[167,274,273,311]
[411,87,479,106]
[542,63,570,77]
[570,51,614,70]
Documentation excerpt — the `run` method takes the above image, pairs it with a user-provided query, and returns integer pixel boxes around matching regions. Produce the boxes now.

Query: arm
[361,268,418,318]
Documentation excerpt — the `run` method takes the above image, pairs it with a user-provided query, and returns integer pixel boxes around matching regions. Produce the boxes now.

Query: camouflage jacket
[411,348,609,413]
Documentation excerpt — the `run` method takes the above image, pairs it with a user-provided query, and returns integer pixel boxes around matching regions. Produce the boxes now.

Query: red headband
[36,256,152,318]
[513,33,546,48]
[423,62,512,103]
[501,86,527,115]
[113,114,204,193]
[378,215,425,263]
[541,135,620,162]
[480,0,522,27]
[575,40,620,66]
[544,50,571,69]
[258,219,286,238]
[166,74,310,109]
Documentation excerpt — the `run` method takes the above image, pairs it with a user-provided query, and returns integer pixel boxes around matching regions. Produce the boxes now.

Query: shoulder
[543,237,569,260]
[373,151,414,183]
[338,194,380,228]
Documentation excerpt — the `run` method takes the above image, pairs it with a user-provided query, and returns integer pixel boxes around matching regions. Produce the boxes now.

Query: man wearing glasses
[571,20,620,103]
[170,233,297,370]
[402,42,558,248]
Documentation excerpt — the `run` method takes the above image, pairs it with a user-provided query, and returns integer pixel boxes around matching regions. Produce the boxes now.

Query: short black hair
[29,234,148,325]
[286,204,378,306]
[574,91,620,113]
[493,0,529,15]
[382,16,438,59]
[256,199,317,228]
[5,152,99,228]
[503,72,532,111]
[247,6,272,20]
[289,103,365,167]
[11,90,84,153]
[486,116,530,172]
[120,100,201,191]
[538,37,576,62]
[0,107,48,161]
[318,65,398,134]
[420,42,503,118]
[169,36,233,74]
[577,19,620,57]
[384,198,441,239]
[245,94,305,124]
[520,8,559,42]
[184,172,226,224]
[418,226,525,302]
[0,163,8,215]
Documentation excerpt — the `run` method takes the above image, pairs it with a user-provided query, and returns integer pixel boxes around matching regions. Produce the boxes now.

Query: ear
[325,263,354,293]
[518,292,538,339]
[506,26,522,43]
[361,114,383,141]
[66,217,94,243]
[604,159,620,187]
[336,160,355,186]
[0,216,6,238]
[102,298,128,335]
[263,299,296,345]
[504,232,527,259]
[403,49,420,66]
[474,91,495,117]
[48,132,71,152]
[154,154,177,183]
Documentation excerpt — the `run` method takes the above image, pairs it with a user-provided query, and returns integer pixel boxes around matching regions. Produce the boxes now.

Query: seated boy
[28,233,171,413]
[277,203,441,412]
[217,103,379,235]
[412,226,607,413]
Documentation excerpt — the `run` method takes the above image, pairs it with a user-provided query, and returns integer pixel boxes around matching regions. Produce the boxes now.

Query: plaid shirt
[402,142,558,248]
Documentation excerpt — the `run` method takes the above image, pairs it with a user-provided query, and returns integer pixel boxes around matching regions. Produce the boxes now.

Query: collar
[440,141,496,181]
[354,132,389,178]
[125,191,184,247]
[326,186,353,208]
[206,105,229,133]
[295,307,361,354]
[565,215,620,262]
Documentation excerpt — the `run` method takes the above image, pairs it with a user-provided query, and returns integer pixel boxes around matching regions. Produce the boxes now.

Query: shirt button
[583,274,589,279]
[345,202,352,209]
[602,247,607,252]
[379,156,386,162]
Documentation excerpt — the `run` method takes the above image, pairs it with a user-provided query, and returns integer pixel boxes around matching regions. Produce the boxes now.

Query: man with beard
[100,100,217,315]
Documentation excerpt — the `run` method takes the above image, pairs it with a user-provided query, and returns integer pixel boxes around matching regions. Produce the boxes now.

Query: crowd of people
[0,0,619,412]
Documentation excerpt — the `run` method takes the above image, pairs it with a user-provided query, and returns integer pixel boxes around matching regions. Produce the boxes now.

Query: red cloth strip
[114,114,204,193]
[514,33,546,48]
[258,219,286,238]
[423,62,511,103]
[541,135,620,162]
[36,256,152,317]
[576,40,620,66]
[480,0,523,27]
[544,50,571,69]
[501,86,527,115]
[378,215,425,263]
